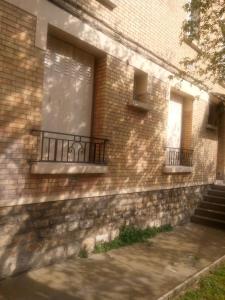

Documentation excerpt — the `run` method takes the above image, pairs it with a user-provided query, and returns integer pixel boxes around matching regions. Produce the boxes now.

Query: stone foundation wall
[0,184,206,278]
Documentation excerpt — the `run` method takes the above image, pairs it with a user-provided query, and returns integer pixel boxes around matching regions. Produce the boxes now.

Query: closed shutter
[167,94,183,149]
[42,35,94,137]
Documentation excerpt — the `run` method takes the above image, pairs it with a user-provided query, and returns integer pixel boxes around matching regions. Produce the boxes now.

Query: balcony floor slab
[163,166,193,174]
[31,162,108,174]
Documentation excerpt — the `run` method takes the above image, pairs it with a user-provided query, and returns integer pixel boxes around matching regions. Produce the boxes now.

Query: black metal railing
[165,147,193,167]
[31,130,108,164]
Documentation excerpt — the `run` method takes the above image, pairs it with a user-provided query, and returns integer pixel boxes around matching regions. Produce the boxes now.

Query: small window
[133,71,148,103]
[207,102,219,129]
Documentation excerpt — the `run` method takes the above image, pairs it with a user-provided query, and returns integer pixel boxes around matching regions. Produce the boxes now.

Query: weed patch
[79,249,88,258]
[94,224,173,254]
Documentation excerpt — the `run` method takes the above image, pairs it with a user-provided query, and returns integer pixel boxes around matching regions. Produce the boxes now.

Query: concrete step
[211,184,225,192]
[208,188,225,197]
[199,201,225,213]
[204,194,225,205]
[191,215,225,229]
[195,208,225,221]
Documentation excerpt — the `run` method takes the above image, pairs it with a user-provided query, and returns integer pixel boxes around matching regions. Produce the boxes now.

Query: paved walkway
[1,223,225,300]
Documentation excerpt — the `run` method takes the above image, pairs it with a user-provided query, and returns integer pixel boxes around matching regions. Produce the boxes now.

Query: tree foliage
[182,0,225,83]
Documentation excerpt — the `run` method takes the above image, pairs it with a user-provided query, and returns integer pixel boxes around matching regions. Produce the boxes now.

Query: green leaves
[182,0,225,83]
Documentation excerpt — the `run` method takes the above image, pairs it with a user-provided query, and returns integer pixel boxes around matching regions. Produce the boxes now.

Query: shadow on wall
[0,0,218,281]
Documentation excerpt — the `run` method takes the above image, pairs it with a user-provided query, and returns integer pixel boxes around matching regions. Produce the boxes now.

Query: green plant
[178,264,225,300]
[94,224,173,254]
[78,249,88,258]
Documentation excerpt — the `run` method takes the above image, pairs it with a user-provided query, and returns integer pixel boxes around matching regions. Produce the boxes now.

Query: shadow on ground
[1,223,225,300]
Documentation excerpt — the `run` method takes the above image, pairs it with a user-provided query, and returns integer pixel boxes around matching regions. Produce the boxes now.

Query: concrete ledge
[163,166,193,174]
[96,0,117,9]
[128,100,151,112]
[31,162,108,174]
[206,124,218,131]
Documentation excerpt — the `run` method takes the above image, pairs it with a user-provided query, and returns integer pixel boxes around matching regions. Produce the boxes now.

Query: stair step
[199,201,225,212]
[211,184,225,192]
[208,188,225,197]
[195,208,225,221]
[204,194,225,204]
[201,201,225,210]
[191,215,225,229]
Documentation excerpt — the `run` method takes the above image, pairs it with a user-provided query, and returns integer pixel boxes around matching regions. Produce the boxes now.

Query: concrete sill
[96,0,117,9]
[183,37,201,53]
[206,124,218,131]
[163,166,193,174]
[31,162,108,175]
[128,100,151,112]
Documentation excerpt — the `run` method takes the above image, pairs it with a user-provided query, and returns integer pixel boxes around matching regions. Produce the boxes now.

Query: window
[207,102,219,129]
[165,92,193,170]
[128,70,151,111]
[31,35,109,173]
[133,71,148,103]
[42,35,94,136]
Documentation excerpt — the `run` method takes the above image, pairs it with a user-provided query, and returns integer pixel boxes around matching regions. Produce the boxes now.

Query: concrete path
[1,223,225,300]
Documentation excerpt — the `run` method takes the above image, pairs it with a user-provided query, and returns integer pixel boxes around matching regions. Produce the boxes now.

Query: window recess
[31,35,108,174]
[128,70,151,112]
[206,101,220,130]
[164,92,194,174]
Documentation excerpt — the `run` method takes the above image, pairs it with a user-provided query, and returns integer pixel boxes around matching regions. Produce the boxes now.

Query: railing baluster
[98,143,101,163]
[40,132,44,161]
[47,138,50,161]
[166,147,193,167]
[84,142,87,162]
[31,129,108,165]
[67,140,69,162]
[93,143,96,163]
[61,140,64,162]
[54,139,58,161]
[102,141,106,164]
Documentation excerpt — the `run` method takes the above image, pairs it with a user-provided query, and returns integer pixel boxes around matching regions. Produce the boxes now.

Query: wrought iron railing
[165,147,193,167]
[31,130,108,165]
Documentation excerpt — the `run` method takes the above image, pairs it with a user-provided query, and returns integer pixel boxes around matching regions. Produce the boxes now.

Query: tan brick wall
[74,0,197,72]
[0,0,220,206]
[182,97,193,150]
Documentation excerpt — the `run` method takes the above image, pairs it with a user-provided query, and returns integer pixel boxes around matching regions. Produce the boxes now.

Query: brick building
[1,0,225,277]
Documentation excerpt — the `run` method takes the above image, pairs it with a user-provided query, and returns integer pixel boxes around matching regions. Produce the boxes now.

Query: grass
[94,224,173,254]
[178,264,225,300]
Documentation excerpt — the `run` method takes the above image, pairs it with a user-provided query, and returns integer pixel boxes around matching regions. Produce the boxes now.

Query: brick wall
[0,0,223,277]
[74,0,196,71]
[0,0,219,204]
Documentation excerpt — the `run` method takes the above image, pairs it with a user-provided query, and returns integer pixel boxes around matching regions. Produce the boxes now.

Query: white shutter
[42,36,94,136]
[167,94,183,149]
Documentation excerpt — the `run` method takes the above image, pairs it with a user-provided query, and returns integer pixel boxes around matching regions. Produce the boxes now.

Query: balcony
[163,147,193,174]
[30,130,108,174]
